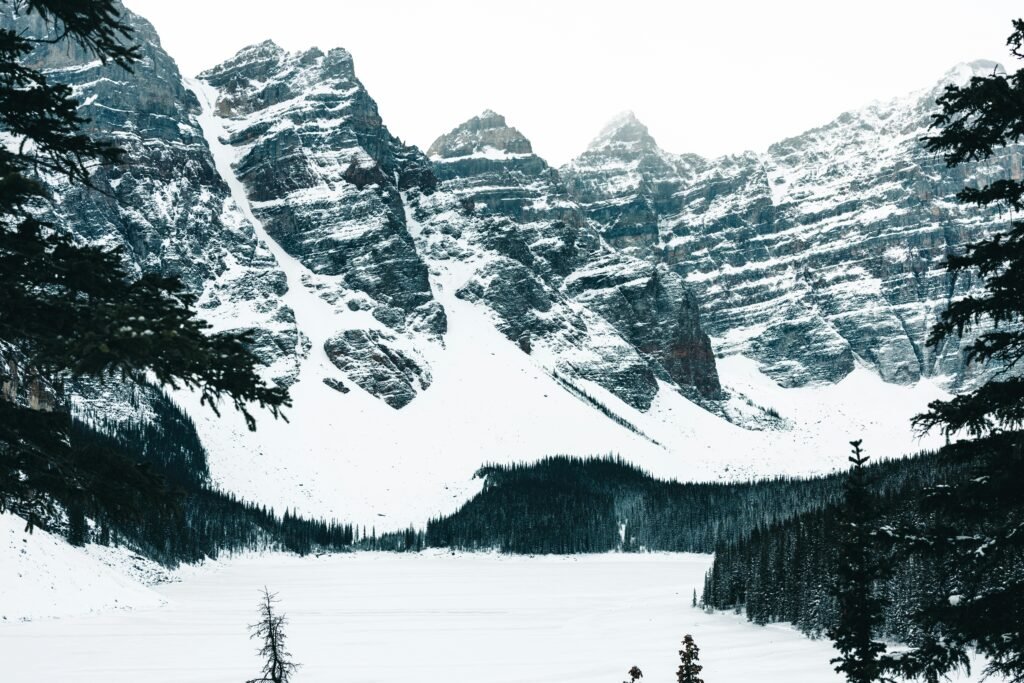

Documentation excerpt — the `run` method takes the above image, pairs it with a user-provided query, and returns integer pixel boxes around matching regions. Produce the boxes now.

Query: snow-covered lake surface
[0,552,992,683]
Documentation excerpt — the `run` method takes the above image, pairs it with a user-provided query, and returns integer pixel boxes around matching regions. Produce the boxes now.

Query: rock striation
[563,111,704,255]
[12,5,1010,431]
[563,62,1021,391]
[417,110,721,408]
[198,40,445,405]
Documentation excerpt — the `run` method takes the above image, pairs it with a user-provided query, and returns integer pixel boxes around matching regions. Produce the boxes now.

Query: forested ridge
[425,454,941,554]
[3,389,355,566]
[424,450,1024,661]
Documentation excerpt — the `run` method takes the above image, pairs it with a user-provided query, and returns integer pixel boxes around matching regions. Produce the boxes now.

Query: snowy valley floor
[0,550,994,683]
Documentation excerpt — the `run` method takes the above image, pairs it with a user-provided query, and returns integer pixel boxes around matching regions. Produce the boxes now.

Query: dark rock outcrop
[565,258,721,398]
[324,330,430,409]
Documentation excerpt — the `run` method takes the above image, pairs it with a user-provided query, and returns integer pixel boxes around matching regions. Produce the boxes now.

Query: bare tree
[248,587,299,683]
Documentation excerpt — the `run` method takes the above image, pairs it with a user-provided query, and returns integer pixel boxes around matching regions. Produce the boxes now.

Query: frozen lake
[0,552,989,682]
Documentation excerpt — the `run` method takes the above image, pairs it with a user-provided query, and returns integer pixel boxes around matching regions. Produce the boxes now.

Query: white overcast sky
[125,0,1020,165]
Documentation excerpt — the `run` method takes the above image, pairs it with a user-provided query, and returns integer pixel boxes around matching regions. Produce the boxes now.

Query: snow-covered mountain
[563,61,1018,391]
[563,111,705,255]
[18,5,1013,527]
[421,109,721,408]
[195,40,444,409]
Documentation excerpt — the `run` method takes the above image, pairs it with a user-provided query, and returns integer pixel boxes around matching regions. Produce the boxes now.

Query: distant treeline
[9,383,980,596]
[424,455,941,554]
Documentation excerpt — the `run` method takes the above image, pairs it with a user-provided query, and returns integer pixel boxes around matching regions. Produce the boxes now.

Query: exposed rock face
[324,330,430,409]
[2,8,301,390]
[20,7,1003,433]
[198,41,444,406]
[3,9,721,415]
[428,110,534,159]
[562,112,704,255]
[564,258,721,399]
[563,62,1020,391]
[199,42,444,336]
[418,111,722,408]
[0,344,59,413]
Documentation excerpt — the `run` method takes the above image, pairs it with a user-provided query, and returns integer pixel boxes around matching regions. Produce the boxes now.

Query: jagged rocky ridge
[197,40,446,408]
[197,50,722,410]
[563,111,704,255]
[563,63,1020,391]
[417,110,721,408]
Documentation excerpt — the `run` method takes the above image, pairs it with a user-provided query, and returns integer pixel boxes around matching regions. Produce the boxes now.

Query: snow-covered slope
[0,513,164,621]
[179,302,945,528]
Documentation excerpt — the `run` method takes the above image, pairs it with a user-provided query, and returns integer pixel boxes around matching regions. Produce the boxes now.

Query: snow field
[0,551,996,683]
[0,512,164,622]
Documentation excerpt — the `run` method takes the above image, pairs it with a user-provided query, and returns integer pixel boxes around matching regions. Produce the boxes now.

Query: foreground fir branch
[914,20,1024,440]
[0,0,290,532]
[892,16,1024,683]
[0,0,290,421]
[0,226,290,429]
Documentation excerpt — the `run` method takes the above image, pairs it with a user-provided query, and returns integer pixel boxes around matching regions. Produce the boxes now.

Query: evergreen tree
[248,588,299,683]
[0,1,289,525]
[827,441,889,683]
[895,17,1024,683]
[623,665,643,682]
[66,497,87,546]
[676,634,704,683]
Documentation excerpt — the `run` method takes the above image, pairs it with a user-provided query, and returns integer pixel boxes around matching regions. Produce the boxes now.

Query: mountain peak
[238,38,286,60]
[428,111,533,159]
[941,59,1005,87]
[589,110,656,150]
[605,109,641,128]
[477,109,505,123]
[200,39,285,81]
